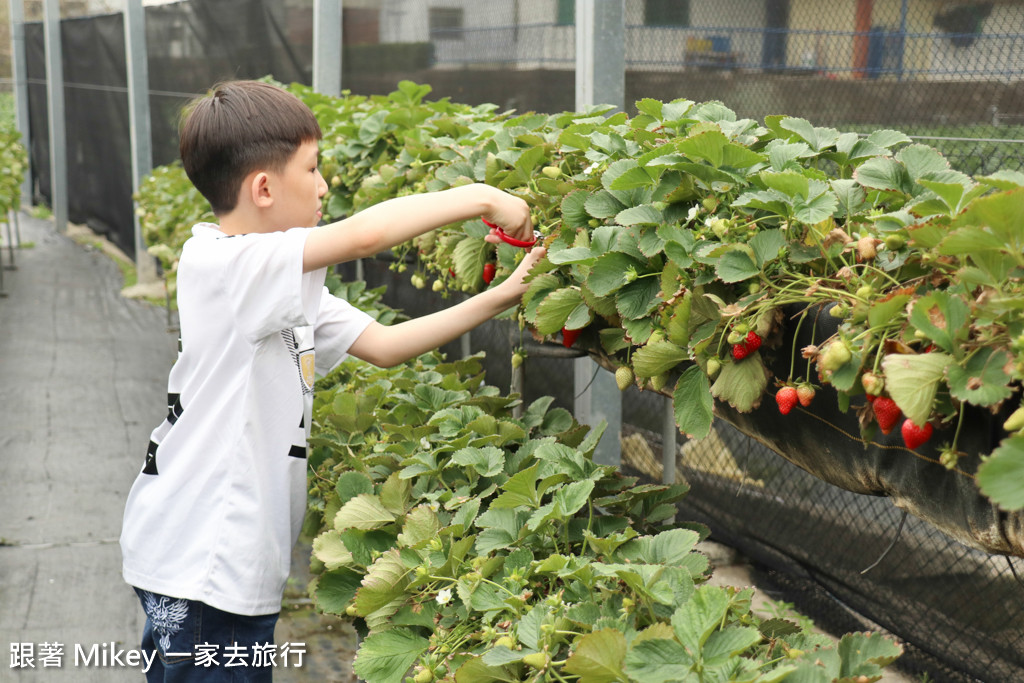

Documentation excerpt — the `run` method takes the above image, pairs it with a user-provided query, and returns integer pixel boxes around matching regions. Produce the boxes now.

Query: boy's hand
[499,246,547,298]
[481,189,532,246]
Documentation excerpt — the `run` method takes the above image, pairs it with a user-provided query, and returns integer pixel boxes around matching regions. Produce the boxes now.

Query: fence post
[313,1,362,279]
[42,0,67,232]
[9,0,31,208]
[574,0,624,468]
[313,0,343,96]
[124,0,158,286]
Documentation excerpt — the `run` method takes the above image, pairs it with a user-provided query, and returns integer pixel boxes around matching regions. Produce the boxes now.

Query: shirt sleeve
[313,290,376,376]
[217,228,326,342]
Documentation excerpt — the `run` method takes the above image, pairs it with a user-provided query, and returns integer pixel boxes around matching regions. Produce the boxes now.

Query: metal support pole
[662,396,677,524]
[313,0,343,97]
[574,0,624,468]
[574,0,625,113]
[662,396,677,486]
[124,0,157,285]
[43,0,67,232]
[9,0,31,207]
[4,215,16,269]
[313,1,360,277]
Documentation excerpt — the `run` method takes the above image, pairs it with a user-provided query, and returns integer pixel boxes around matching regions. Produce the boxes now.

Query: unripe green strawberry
[432,279,444,292]
[861,371,884,396]
[706,358,722,379]
[413,668,434,683]
[494,636,515,649]
[411,274,426,289]
[819,340,852,372]
[522,653,550,669]
[615,366,634,391]
[511,351,525,369]
[650,372,670,392]
[1003,407,1024,433]
[939,447,961,470]
[710,217,731,239]
[884,234,906,250]
[541,165,561,179]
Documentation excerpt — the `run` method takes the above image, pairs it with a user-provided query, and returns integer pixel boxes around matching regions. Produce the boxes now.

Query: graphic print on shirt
[282,328,315,459]
[143,338,185,475]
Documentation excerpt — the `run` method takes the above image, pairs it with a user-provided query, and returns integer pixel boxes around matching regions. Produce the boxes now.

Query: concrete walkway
[1,212,174,681]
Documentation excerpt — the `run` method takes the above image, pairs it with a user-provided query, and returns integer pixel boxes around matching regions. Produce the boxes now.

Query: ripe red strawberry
[744,331,762,353]
[796,384,815,407]
[731,332,762,361]
[776,386,798,415]
[901,418,933,450]
[561,326,581,348]
[872,397,902,435]
[482,262,496,284]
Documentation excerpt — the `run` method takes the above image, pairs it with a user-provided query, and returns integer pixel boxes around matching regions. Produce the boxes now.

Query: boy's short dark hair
[179,80,322,215]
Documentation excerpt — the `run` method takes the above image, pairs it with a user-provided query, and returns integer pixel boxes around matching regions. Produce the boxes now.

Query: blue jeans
[134,587,281,682]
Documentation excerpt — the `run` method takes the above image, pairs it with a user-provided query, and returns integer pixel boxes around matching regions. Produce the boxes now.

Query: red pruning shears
[482,218,541,248]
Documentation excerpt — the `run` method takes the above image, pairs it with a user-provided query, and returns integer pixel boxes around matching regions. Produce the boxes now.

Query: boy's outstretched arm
[347,245,546,368]
[303,184,532,273]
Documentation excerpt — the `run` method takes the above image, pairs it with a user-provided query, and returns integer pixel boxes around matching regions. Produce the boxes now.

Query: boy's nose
[316,170,328,197]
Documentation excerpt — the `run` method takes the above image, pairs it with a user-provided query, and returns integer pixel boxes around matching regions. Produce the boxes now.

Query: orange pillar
[852,0,873,78]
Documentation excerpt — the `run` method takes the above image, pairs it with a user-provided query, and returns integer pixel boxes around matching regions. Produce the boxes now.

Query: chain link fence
[8,1,1024,681]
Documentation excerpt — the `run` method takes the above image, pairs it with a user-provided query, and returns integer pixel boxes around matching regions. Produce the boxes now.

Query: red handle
[482,218,539,248]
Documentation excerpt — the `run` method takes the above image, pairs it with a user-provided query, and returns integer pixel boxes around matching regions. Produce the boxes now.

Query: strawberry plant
[305,352,902,683]
[137,80,1024,518]
[0,121,27,217]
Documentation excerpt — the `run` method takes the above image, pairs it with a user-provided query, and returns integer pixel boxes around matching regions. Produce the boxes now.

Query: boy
[119,80,545,681]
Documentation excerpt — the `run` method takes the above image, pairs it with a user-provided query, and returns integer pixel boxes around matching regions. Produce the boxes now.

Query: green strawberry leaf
[585,189,628,219]
[354,549,409,615]
[534,287,585,335]
[836,631,904,676]
[353,628,430,683]
[977,436,1024,511]
[908,291,969,355]
[313,530,354,570]
[623,638,694,683]
[633,339,688,379]
[616,203,664,226]
[880,353,953,426]
[334,494,398,531]
[946,347,1014,407]
[563,629,628,683]
[588,252,646,296]
[561,188,592,228]
[716,249,760,283]
[976,169,1024,191]
[616,277,662,320]
[855,156,913,195]
[674,365,713,440]
[711,354,769,413]
[313,568,363,614]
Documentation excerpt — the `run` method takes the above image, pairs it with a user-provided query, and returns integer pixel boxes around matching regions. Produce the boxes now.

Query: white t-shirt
[120,224,374,616]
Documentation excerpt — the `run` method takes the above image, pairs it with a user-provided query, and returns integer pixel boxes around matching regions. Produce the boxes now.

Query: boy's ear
[250,171,274,208]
